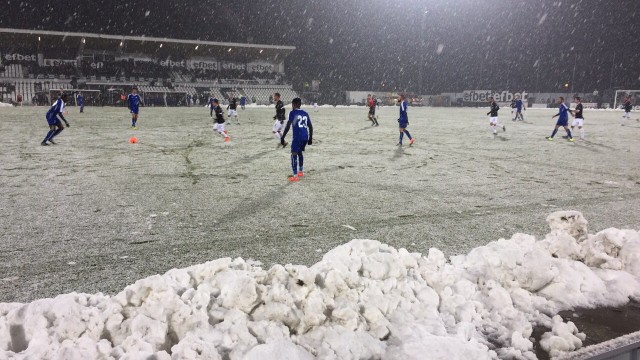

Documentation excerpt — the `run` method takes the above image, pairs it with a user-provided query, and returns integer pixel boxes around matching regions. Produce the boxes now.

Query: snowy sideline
[1,211,639,360]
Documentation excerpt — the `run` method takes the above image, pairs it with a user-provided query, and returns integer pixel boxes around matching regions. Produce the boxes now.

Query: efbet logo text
[464,90,528,102]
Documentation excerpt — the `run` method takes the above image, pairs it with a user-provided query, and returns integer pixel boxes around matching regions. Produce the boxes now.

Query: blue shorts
[556,118,568,127]
[399,121,408,129]
[46,116,60,126]
[291,138,308,153]
[130,107,139,115]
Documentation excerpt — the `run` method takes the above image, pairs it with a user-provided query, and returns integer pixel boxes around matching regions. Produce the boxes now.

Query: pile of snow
[0,102,14,108]
[1,211,639,360]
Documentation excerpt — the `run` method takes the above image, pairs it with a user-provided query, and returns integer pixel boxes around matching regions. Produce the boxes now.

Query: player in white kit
[227,98,240,124]
[570,97,585,140]
[487,96,505,135]
[273,93,287,147]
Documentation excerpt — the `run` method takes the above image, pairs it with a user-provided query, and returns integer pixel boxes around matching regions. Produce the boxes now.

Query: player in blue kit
[208,95,215,117]
[41,93,70,146]
[546,96,574,142]
[513,95,525,121]
[281,98,313,182]
[397,94,414,146]
[76,92,85,113]
[127,87,143,129]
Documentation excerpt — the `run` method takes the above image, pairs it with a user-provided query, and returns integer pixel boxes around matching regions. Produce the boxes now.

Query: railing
[585,340,640,360]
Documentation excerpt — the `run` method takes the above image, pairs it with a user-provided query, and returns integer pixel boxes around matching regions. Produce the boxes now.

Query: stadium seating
[1,57,297,106]
[208,88,225,102]
[0,64,24,78]
[242,85,298,104]
[1,80,73,105]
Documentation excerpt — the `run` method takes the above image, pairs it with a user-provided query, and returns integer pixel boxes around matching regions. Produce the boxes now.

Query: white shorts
[572,118,584,127]
[214,123,225,133]
[228,110,238,117]
[272,120,283,133]
[623,112,630,118]
[490,117,498,124]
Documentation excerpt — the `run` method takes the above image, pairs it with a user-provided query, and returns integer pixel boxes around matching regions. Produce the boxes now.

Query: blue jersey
[557,103,569,121]
[240,97,246,105]
[399,100,408,122]
[77,95,85,105]
[209,97,215,108]
[46,98,65,119]
[515,99,523,111]
[128,94,141,109]
[285,109,312,141]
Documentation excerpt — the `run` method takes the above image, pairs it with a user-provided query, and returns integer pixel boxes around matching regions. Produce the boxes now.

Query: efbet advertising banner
[42,58,78,67]
[464,90,528,103]
[247,61,276,73]
[3,53,37,62]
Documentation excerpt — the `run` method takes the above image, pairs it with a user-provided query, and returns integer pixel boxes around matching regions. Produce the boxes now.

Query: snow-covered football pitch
[1,105,639,303]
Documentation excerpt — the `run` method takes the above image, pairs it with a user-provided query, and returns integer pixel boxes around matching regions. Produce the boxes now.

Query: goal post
[614,90,640,110]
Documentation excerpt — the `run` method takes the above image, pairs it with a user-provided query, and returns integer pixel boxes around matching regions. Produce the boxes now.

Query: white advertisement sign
[247,61,276,73]
[159,59,187,68]
[189,59,218,70]
[3,53,37,62]
[464,90,528,102]
[43,59,78,67]
[219,61,246,71]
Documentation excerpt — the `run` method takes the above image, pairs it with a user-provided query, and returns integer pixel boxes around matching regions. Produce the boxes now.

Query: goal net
[614,90,640,110]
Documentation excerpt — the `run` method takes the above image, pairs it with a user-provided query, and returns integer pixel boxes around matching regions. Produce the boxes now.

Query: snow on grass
[1,211,639,359]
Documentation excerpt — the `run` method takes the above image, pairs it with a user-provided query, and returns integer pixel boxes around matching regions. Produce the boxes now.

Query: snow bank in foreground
[0,102,14,108]
[1,211,639,360]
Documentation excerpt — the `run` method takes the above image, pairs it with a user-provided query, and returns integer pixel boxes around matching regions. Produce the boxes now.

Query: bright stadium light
[38,36,41,41]
[159,43,163,48]
[259,49,263,54]
[228,48,232,52]
[195,45,199,50]
[82,38,86,44]
[119,41,124,47]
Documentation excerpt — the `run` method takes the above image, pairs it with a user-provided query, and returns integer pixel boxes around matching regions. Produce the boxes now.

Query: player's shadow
[581,140,617,151]
[357,126,376,132]
[392,146,404,159]
[575,144,600,153]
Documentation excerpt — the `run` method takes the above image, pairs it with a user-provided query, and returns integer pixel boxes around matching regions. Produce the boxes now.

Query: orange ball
[129,136,138,144]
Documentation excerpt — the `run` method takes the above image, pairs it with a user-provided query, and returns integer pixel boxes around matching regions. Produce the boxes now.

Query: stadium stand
[0,28,298,105]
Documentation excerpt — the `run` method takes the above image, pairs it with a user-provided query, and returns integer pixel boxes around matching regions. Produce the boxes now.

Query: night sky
[1,0,639,96]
